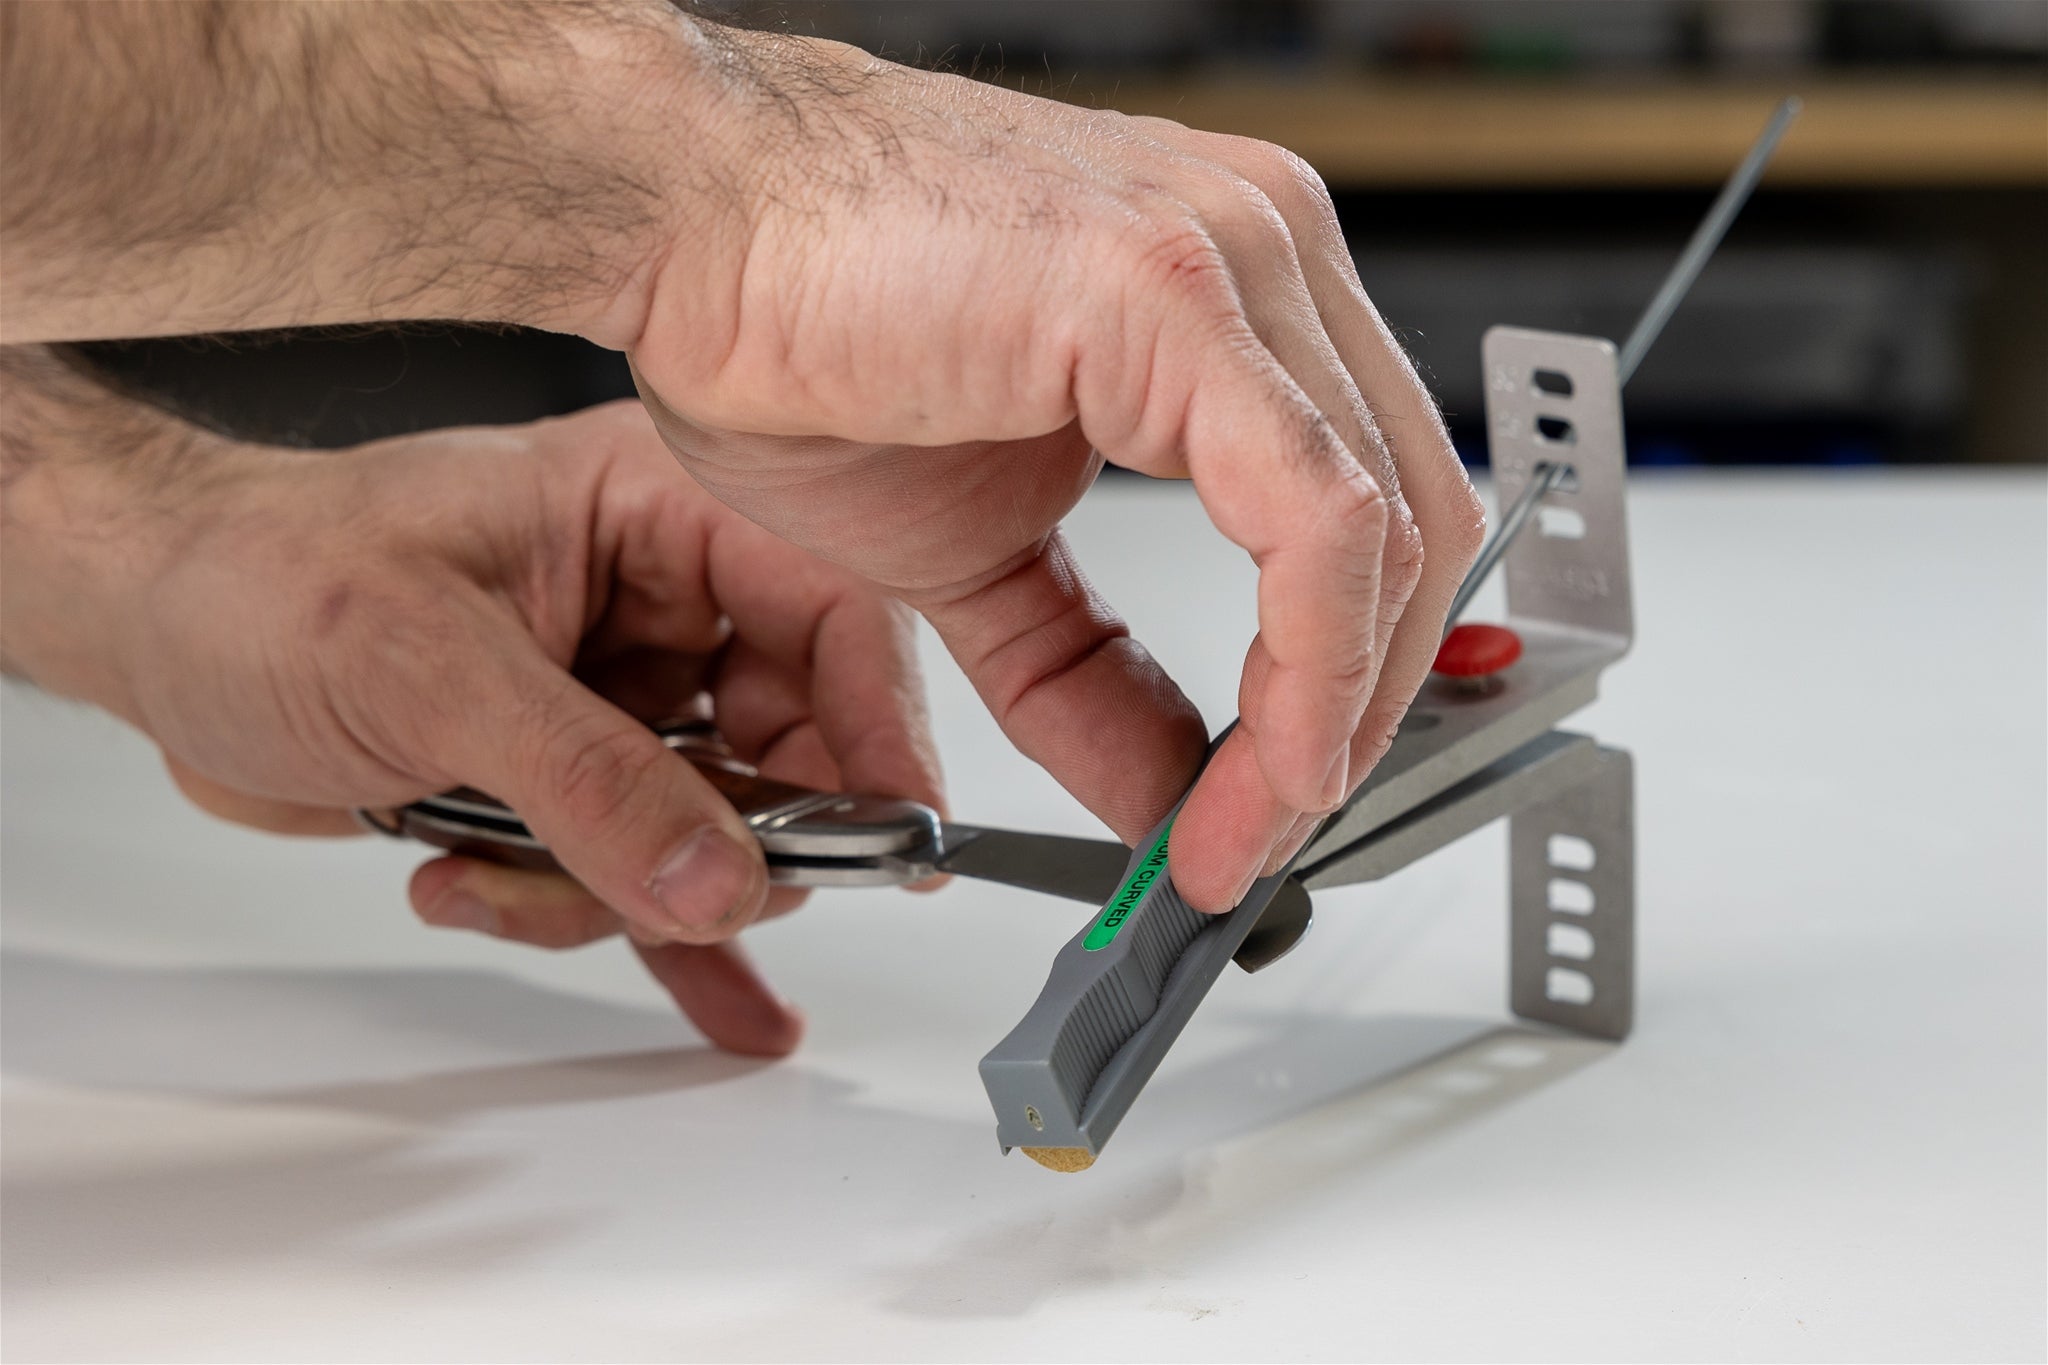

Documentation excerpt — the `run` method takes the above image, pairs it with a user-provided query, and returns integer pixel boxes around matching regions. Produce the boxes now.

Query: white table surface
[4,470,2044,1363]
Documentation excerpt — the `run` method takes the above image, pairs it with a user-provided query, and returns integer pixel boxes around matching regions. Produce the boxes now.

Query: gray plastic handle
[978,783,1295,1159]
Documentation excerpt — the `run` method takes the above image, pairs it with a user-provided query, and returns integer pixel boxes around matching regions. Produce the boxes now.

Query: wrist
[612,22,928,371]
[334,0,719,346]
[0,350,239,721]
[482,9,898,352]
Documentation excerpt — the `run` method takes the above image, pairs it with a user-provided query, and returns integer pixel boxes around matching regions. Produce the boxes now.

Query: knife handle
[377,721,938,871]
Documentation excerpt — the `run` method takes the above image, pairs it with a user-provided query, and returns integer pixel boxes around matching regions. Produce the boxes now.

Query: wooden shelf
[1059,75,2047,188]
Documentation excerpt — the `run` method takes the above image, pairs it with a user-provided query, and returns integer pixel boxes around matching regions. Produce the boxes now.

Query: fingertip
[1168,732,1295,913]
[1263,810,1323,877]
[1255,666,1368,814]
[414,887,502,936]
[1174,861,1251,915]
[408,855,471,918]
[631,939,806,1058]
[744,999,807,1059]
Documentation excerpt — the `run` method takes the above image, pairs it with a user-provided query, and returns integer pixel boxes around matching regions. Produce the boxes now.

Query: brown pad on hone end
[1021,1147,1096,1173]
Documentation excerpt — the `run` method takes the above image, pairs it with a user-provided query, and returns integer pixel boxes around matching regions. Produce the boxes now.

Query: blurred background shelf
[1072,76,2045,187]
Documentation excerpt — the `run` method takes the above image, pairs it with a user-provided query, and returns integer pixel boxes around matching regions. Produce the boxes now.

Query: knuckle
[1120,109,1190,140]
[1319,466,1394,597]
[1326,647,1379,694]
[1325,462,1391,533]
[530,713,663,831]
[1357,707,1408,770]
[1383,510,1427,607]
[1278,146,1335,210]
[1243,140,1336,218]
[1443,478,1489,570]
[1286,400,1357,476]
[1195,135,1339,241]
[1127,214,1238,314]
[1197,170,1293,253]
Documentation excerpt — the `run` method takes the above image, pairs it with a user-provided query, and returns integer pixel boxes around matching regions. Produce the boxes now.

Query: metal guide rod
[1617,96,1802,385]
[1444,461,1567,627]
[1446,96,1801,628]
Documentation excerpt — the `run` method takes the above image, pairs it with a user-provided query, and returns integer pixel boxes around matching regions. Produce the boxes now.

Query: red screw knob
[1433,623,1523,679]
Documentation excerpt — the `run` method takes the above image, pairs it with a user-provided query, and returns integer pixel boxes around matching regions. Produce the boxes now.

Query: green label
[1084,825,1173,951]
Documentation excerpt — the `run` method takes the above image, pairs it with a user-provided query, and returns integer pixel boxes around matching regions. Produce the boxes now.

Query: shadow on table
[0,946,751,1098]
[1,947,1611,1312]
[878,1017,1613,1320]
[1,946,779,1294]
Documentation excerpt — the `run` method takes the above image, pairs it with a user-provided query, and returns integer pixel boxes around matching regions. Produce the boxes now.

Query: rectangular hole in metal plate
[1548,878,1595,915]
[1548,922,1595,960]
[1548,834,1595,870]
[1537,505,1586,539]
[1532,368,1575,398]
[1546,966,1595,1005]
[1536,415,1576,444]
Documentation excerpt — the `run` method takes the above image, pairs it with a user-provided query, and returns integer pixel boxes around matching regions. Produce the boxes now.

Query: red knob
[1433,623,1523,679]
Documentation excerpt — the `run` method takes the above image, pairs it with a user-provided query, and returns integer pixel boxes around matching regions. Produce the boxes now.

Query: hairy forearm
[0,0,728,346]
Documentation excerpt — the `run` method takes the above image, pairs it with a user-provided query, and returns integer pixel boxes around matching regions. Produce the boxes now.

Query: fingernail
[1317,749,1350,811]
[1225,860,1262,909]
[427,890,500,936]
[650,829,762,937]
[1263,813,1318,877]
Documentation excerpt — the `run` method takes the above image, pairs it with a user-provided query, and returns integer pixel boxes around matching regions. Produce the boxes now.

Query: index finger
[1099,315,1392,818]
[1148,125,1486,731]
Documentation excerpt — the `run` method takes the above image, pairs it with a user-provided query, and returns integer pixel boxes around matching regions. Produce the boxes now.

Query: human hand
[1,359,942,1055]
[2,0,1482,911]
[621,30,1486,908]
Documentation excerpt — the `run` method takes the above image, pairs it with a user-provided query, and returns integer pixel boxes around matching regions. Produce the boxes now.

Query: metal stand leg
[1509,746,1635,1041]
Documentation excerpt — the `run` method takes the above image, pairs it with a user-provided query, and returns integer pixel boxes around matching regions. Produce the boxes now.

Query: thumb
[455,651,770,945]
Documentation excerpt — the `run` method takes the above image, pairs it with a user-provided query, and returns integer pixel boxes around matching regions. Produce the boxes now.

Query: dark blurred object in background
[76,327,635,452]
[82,0,2045,466]
[1343,189,1982,466]
[768,0,2048,73]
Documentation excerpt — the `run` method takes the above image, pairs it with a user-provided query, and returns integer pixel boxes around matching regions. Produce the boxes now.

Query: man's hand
[2,2,1483,909]
[622,34,1486,907]
[1,352,944,1055]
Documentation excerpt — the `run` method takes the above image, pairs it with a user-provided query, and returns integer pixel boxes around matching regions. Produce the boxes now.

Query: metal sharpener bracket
[977,327,1644,1167]
[1485,327,1635,1040]
[1297,325,1637,1042]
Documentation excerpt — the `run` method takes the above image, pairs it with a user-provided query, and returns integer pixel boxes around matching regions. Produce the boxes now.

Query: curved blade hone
[938,825,1313,974]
